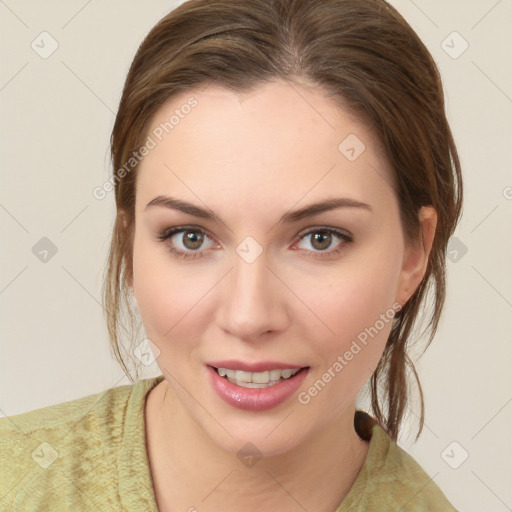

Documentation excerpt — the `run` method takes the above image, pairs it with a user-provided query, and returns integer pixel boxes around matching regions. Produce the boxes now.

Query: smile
[207,364,309,411]
[215,367,301,388]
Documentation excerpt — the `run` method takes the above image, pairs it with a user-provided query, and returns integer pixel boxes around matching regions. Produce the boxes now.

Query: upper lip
[207,360,307,372]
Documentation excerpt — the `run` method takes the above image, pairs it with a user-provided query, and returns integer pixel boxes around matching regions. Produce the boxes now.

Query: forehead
[135,80,396,215]
[145,80,371,150]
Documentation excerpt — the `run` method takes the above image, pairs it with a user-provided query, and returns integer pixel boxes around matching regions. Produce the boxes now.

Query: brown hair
[103,0,463,441]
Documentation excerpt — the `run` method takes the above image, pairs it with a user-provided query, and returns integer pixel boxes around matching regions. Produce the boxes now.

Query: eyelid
[157,225,353,259]
[296,225,352,240]
[157,225,220,249]
[157,225,216,242]
[292,226,353,257]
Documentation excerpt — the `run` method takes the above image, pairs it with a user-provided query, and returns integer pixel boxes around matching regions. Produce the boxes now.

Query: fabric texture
[0,376,457,511]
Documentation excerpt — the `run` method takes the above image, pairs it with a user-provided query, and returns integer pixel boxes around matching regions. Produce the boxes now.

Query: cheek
[293,261,400,416]
[132,234,205,341]
[289,237,403,388]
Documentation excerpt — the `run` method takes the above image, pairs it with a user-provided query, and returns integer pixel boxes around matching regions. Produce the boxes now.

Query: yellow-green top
[0,376,457,511]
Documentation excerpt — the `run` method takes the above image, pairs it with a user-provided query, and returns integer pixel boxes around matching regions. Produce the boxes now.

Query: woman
[0,0,462,510]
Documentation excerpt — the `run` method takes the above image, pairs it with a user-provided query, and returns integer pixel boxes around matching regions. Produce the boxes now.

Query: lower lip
[207,365,309,411]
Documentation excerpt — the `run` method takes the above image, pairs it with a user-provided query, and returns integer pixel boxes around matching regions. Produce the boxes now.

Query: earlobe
[396,206,437,306]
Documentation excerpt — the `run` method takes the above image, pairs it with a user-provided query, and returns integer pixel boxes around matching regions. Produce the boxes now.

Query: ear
[395,206,437,307]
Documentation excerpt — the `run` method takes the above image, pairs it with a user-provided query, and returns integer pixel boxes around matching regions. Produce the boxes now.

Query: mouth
[210,366,308,389]
[207,363,310,411]
[206,360,310,411]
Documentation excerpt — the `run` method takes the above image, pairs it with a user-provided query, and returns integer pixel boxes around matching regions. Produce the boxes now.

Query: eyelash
[156,225,354,261]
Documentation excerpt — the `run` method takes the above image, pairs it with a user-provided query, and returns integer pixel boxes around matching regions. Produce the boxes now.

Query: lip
[207,364,309,411]
[207,360,304,372]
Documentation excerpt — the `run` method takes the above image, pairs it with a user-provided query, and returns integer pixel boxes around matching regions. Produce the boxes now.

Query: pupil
[184,231,203,250]
[312,232,331,250]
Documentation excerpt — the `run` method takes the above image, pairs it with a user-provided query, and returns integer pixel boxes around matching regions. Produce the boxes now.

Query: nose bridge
[218,244,286,340]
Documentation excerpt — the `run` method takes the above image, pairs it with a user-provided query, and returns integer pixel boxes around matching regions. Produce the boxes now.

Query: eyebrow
[144,195,372,224]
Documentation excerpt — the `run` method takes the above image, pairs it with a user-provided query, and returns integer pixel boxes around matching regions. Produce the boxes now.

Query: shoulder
[0,376,162,510]
[339,413,458,511]
[1,380,135,435]
[367,426,458,510]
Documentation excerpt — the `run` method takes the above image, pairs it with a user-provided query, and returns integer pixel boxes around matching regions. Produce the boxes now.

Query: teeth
[216,367,300,387]
[252,371,269,384]
[235,370,252,383]
[269,369,282,381]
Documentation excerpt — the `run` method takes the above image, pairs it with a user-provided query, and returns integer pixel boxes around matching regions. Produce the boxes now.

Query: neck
[145,380,369,512]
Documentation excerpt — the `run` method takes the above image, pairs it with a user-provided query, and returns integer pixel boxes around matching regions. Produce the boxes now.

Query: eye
[156,225,353,261]
[156,226,218,259]
[294,227,353,258]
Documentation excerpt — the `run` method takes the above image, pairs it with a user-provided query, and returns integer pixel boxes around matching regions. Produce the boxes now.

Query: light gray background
[1,1,511,510]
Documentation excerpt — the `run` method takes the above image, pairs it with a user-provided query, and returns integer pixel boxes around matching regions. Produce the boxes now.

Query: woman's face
[132,80,427,456]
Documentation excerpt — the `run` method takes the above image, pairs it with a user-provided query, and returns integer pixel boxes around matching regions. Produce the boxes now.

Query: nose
[216,248,290,342]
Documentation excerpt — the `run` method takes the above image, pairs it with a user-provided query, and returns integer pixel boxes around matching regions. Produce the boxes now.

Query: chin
[203,419,309,460]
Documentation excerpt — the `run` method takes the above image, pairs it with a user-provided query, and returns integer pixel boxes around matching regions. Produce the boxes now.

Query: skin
[129,80,437,511]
